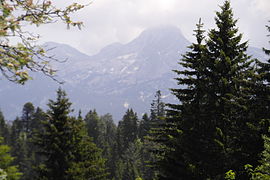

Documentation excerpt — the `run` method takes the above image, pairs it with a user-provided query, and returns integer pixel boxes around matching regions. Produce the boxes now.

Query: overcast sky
[33,0,270,55]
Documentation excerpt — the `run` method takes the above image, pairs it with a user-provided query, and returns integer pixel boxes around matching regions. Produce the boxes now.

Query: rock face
[0,25,265,121]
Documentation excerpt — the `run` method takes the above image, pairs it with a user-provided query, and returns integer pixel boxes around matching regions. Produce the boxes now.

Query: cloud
[33,0,269,55]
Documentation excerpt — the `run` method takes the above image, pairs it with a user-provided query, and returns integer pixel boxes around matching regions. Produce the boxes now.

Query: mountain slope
[0,26,266,121]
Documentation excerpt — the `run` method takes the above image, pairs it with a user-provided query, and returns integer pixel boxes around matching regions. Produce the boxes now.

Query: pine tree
[33,88,107,180]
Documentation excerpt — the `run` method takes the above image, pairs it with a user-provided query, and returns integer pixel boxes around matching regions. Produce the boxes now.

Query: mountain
[0,25,266,121]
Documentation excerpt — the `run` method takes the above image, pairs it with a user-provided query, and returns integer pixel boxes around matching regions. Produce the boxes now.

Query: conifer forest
[1,0,270,180]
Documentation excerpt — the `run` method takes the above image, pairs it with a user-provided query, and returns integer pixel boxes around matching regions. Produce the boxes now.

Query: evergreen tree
[245,133,270,179]
[153,1,259,179]
[203,1,257,177]
[244,21,270,180]
[33,88,107,180]
[142,91,167,180]
[10,103,38,180]
[0,137,22,180]
[153,18,211,179]
[120,140,144,180]
[0,111,9,144]
[138,113,151,139]
[10,117,30,180]
[150,90,165,123]
[117,109,138,153]
[99,114,117,179]
[85,110,103,146]
[21,102,35,133]
[252,21,270,136]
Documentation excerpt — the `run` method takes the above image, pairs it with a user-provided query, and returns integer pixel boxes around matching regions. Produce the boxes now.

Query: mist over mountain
[0,25,266,121]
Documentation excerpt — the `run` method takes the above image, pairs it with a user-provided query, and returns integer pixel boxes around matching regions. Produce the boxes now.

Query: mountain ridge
[0,25,266,121]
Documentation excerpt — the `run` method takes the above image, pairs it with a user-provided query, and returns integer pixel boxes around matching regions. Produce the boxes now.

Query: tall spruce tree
[154,18,214,179]
[204,1,258,178]
[33,88,107,180]
[153,1,259,179]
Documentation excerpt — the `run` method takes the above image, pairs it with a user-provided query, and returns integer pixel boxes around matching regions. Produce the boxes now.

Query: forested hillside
[0,0,270,180]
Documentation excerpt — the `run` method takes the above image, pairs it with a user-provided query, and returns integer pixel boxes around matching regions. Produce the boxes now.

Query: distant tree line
[0,0,270,179]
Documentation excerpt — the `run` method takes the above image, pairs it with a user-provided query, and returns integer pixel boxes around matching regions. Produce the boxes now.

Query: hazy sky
[33,0,269,55]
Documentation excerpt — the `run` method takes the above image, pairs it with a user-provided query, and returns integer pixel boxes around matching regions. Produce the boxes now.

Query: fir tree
[154,1,258,179]
[33,88,107,180]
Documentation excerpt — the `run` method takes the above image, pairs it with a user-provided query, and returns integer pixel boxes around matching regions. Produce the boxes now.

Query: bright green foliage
[0,111,9,144]
[225,170,236,180]
[0,0,86,84]
[33,88,107,180]
[0,137,22,180]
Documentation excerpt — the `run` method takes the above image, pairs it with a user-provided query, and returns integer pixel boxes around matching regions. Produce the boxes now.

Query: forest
[0,0,270,180]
